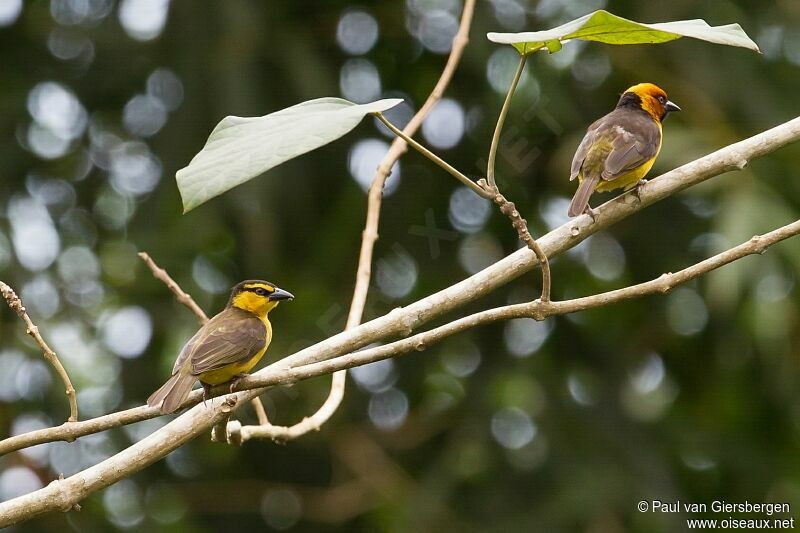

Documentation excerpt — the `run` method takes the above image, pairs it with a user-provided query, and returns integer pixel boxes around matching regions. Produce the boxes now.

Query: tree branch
[241,216,799,383]
[227,0,478,445]
[2,115,798,457]
[138,252,208,324]
[0,281,78,423]
[1,115,799,526]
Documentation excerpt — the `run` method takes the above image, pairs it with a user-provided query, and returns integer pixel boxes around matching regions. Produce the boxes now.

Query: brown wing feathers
[146,307,267,412]
[568,109,661,216]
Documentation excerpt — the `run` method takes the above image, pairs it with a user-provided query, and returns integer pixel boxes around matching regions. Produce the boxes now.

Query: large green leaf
[487,10,760,55]
[176,97,403,213]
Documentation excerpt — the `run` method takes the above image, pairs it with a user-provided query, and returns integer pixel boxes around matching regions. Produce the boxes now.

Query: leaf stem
[373,112,492,199]
[487,54,527,189]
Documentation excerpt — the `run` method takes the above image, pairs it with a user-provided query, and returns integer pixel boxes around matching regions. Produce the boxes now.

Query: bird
[568,82,680,218]
[147,280,294,413]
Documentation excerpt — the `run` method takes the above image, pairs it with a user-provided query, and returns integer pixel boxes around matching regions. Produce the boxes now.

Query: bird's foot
[201,382,213,407]
[229,374,247,394]
[584,205,596,222]
[633,179,648,203]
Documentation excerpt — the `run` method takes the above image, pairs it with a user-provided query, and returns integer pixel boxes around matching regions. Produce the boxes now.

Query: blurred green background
[1,0,799,531]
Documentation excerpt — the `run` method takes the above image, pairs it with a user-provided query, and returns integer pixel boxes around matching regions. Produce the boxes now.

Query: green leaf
[487,10,760,55]
[176,97,403,213]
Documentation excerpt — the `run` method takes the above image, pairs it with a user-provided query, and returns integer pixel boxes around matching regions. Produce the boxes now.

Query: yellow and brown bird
[568,82,680,217]
[147,280,294,413]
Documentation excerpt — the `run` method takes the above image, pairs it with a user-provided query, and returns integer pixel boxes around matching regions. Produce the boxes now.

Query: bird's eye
[658,96,666,104]
[255,288,267,296]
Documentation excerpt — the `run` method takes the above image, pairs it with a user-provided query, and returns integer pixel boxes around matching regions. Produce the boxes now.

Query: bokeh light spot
[504,318,553,357]
[440,339,481,377]
[260,489,302,530]
[418,9,458,54]
[351,358,396,393]
[348,138,400,195]
[9,196,61,272]
[118,0,170,41]
[457,232,503,274]
[339,58,381,103]
[375,247,418,299]
[192,256,231,295]
[422,98,465,149]
[487,47,532,94]
[147,68,184,111]
[0,466,42,500]
[103,479,145,528]
[337,10,379,55]
[109,141,162,196]
[449,186,491,234]
[102,306,153,358]
[491,407,536,449]
[666,287,708,336]
[369,387,409,430]
[0,0,22,26]
[123,94,167,137]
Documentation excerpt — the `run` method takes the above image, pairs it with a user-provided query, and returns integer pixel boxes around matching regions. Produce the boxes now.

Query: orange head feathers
[617,82,680,122]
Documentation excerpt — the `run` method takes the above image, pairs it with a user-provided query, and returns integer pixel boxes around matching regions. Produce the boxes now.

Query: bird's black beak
[665,100,681,113]
[268,288,294,301]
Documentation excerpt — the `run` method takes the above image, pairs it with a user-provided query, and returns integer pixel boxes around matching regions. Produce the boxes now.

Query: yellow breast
[198,319,273,385]
[594,123,663,193]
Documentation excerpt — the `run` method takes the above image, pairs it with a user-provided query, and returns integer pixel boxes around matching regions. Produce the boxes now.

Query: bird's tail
[568,174,600,217]
[147,373,196,414]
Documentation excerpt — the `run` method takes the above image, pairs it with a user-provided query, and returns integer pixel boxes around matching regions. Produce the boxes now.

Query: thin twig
[481,53,552,301]
[250,396,270,425]
[228,0,479,445]
[0,281,78,423]
[138,252,208,324]
[373,112,491,199]
[1,115,798,463]
[480,182,553,301]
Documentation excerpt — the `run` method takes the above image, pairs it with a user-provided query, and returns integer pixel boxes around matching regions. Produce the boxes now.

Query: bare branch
[138,252,208,324]
[0,281,78,423]
[1,116,799,526]
[0,397,240,527]
[229,0,479,445]
[249,396,270,425]
[482,184,553,301]
[0,404,161,456]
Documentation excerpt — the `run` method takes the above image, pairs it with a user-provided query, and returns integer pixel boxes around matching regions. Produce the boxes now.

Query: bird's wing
[171,327,203,374]
[179,308,267,375]
[601,113,661,181]
[569,118,603,181]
